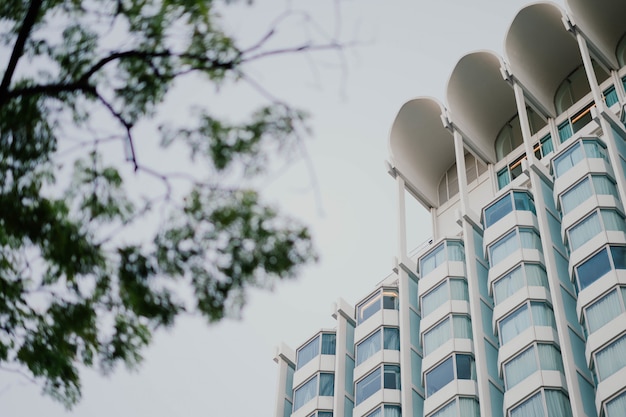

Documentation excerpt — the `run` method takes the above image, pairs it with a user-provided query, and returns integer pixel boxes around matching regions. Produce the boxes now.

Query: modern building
[273,1,626,417]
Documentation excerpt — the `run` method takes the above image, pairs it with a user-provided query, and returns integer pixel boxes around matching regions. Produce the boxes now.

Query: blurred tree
[0,0,338,406]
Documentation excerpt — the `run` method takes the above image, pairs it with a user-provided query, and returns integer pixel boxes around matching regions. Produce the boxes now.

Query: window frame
[420,277,469,317]
[497,301,556,345]
[354,364,401,405]
[296,332,337,369]
[502,343,564,389]
[356,288,399,325]
[355,327,400,366]
[583,286,626,334]
[424,354,476,397]
[492,263,549,305]
[488,227,542,267]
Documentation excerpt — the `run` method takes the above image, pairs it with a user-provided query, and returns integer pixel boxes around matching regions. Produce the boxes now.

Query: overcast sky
[2,1,565,416]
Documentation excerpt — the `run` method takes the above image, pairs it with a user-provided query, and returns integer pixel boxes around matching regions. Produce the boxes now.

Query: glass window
[604,85,619,107]
[297,336,321,369]
[488,228,542,266]
[553,139,608,178]
[493,263,549,305]
[484,194,513,228]
[355,367,381,405]
[510,389,573,417]
[606,390,626,417]
[503,344,564,389]
[497,168,510,189]
[423,315,472,355]
[586,287,624,333]
[322,333,336,355]
[365,405,402,417]
[419,241,464,275]
[595,333,626,381]
[429,397,480,417]
[286,365,295,396]
[357,289,399,324]
[356,328,399,365]
[560,175,619,214]
[575,246,626,291]
[297,333,336,369]
[569,209,626,252]
[294,375,319,410]
[355,365,401,405]
[320,373,335,396]
[498,302,555,345]
[534,134,554,160]
[554,142,584,177]
[425,354,475,397]
[293,373,335,411]
[421,278,469,317]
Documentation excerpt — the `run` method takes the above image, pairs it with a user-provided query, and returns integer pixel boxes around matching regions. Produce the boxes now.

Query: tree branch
[4,82,97,101]
[94,93,138,171]
[0,0,44,98]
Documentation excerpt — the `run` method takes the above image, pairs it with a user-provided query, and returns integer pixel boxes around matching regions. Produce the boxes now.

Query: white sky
[2,0,565,416]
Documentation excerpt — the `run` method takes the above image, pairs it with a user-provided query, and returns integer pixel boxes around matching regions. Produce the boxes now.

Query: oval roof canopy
[389,98,454,209]
[505,3,580,117]
[567,0,626,69]
[446,51,516,163]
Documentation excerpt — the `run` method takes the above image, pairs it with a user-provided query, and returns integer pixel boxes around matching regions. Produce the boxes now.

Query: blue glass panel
[355,367,381,404]
[611,246,626,269]
[345,397,354,417]
[412,390,424,417]
[456,354,474,379]
[284,399,292,417]
[497,168,510,189]
[577,373,598,417]
[489,382,505,417]
[357,292,381,324]
[604,85,619,107]
[425,356,454,396]
[383,365,401,389]
[420,243,445,275]
[345,355,354,395]
[558,121,573,142]
[554,142,582,177]
[576,248,611,290]
[297,336,320,369]
[319,373,335,396]
[541,134,554,156]
[411,349,422,388]
[485,194,513,228]
[286,365,295,395]
[322,333,336,355]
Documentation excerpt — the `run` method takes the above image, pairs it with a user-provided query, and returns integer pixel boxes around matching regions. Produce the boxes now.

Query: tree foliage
[0,0,336,406]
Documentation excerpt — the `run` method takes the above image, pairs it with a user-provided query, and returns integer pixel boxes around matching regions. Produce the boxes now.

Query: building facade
[273,1,626,417]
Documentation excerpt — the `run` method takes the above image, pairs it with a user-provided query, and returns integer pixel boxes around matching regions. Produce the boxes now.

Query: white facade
[274,1,626,417]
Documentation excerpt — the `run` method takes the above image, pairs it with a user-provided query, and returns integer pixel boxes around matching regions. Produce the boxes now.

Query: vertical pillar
[577,33,626,210]
[333,301,356,417]
[274,345,296,417]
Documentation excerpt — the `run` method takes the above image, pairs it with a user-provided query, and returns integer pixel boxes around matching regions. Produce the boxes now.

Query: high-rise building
[273,1,626,417]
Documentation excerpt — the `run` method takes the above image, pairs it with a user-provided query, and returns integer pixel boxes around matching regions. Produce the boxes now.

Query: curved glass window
[425,354,475,397]
[584,286,626,334]
[488,227,542,266]
[555,62,609,114]
[356,327,400,365]
[503,343,564,389]
[493,263,549,305]
[355,365,400,405]
[498,301,556,345]
[510,389,573,417]
[429,397,479,417]
[357,289,399,324]
[423,315,472,356]
[567,208,626,251]
[421,278,469,317]
[595,333,626,381]
[575,246,626,291]
[297,333,337,369]
[560,174,619,214]
[439,154,487,205]
[293,373,335,411]
[553,139,608,178]
[483,191,536,228]
[419,240,465,276]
